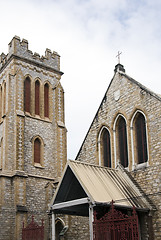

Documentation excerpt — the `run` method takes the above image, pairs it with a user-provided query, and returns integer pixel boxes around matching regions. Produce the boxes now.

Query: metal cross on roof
[116,51,122,64]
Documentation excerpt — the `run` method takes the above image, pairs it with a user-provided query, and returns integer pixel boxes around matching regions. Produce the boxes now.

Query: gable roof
[75,64,161,160]
[50,160,153,216]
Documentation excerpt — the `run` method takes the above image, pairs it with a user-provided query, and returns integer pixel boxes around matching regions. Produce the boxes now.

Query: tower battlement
[0,36,61,72]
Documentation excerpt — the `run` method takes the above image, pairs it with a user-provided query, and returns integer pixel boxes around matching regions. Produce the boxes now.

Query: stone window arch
[35,80,40,116]
[44,82,49,118]
[98,126,111,167]
[114,114,129,168]
[0,85,2,120]
[3,82,6,116]
[24,77,31,113]
[131,110,148,167]
[55,218,65,240]
[0,138,3,169]
[32,136,44,167]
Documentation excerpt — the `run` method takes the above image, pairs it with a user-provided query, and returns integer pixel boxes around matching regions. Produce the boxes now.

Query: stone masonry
[0,36,67,240]
[76,64,161,239]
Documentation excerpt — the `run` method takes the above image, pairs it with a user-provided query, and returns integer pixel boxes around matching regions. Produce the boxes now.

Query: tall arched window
[34,138,41,164]
[117,117,128,168]
[135,112,148,164]
[44,83,49,118]
[24,77,31,113]
[0,138,3,169]
[3,82,6,115]
[0,86,2,119]
[35,80,40,115]
[102,128,111,167]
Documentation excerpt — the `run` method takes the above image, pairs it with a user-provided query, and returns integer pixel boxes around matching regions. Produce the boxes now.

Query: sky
[0,0,161,159]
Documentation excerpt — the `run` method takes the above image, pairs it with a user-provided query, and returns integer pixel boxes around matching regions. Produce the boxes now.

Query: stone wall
[53,215,89,240]
[76,67,161,239]
[0,36,67,240]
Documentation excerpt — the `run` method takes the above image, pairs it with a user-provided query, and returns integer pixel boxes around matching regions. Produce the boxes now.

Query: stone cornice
[0,170,56,181]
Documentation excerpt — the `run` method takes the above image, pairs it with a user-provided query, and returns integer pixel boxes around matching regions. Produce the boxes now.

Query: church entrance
[93,202,139,240]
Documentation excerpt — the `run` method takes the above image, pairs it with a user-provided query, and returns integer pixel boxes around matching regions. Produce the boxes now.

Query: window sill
[34,163,44,169]
[25,112,52,123]
[133,161,148,170]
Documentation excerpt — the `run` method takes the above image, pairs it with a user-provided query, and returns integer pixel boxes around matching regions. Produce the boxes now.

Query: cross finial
[116,51,122,64]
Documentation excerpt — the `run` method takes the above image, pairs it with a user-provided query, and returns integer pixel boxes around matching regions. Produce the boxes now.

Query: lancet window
[34,137,41,164]
[3,82,6,115]
[134,112,148,164]
[102,128,111,167]
[0,86,2,119]
[24,77,31,113]
[117,116,128,168]
[35,80,40,116]
[44,83,49,118]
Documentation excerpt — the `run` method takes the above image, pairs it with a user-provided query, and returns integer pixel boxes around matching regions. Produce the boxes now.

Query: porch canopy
[50,160,152,216]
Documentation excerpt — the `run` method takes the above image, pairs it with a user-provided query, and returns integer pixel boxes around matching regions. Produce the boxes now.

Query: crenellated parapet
[0,35,61,72]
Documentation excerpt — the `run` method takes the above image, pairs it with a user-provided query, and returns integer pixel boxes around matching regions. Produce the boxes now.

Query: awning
[50,160,153,216]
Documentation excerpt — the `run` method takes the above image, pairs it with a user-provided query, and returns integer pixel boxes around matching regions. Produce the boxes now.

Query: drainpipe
[89,205,94,240]
[52,212,56,240]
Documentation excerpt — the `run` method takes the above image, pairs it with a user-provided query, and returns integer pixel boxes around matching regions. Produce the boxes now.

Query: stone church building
[0,36,67,240]
[74,63,161,239]
[0,36,161,240]
[50,63,161,240]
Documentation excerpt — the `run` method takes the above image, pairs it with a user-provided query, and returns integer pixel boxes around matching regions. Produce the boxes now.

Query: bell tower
[0,36,67,240]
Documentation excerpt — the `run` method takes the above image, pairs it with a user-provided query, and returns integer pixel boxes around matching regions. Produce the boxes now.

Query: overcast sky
[0,0,161,159]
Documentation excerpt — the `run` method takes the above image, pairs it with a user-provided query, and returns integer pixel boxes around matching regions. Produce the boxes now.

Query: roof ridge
[121,72,161,101]
[68,159,117,170]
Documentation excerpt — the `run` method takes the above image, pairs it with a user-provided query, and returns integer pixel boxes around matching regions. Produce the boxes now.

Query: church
[0,36,161,240]
[51,63,161,239]
[0,36,67,240]
[73,63,161,239]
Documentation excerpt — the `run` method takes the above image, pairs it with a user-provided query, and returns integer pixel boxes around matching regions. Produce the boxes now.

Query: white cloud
[0,0,161,159]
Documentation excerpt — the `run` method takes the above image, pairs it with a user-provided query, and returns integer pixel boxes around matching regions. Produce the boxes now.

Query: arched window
[134,112,148,164]
[0,138,3,169]
[0,86,2,119]
[55,219,65,240]
[44,83,49,118]
[35,80,40,115]
[102,128,111,167]
[24,77,31,113]
[117,117,128,168]
[34,138,41,164]
[3,82,6,115]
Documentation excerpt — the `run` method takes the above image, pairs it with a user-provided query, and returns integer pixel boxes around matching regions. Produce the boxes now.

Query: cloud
[0,0,161,159]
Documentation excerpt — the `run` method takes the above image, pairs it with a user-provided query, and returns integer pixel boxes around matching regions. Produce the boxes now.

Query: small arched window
[117,116,128,168]
[35,80,40,115]
[34,138,41,164]
[24,77,31,113]
[135,112,148,164]
[102,128,111,167]
[44,83,49,118]
[55,219,65,240]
